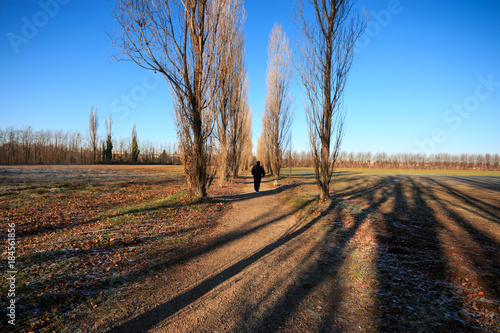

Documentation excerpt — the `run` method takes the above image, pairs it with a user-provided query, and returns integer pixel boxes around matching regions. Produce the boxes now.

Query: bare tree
[228,76,251,177]
[294,0,367,199]
[212,0,247,182]
[239,109,253,172]
[2,122,499,171]
[21,126,34,164]
[88,106,99,164]
[6,126,17,164]
[261,23,293,177]
[111,0,230,197]
[256,134,270,171]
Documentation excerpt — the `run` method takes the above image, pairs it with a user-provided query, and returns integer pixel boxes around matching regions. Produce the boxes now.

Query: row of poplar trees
[111,0,367,199]
[258,0,367,200]
[112,0,252,197]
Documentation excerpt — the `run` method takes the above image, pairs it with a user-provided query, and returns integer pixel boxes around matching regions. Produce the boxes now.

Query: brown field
[0,165,241,332]
[1,165,499,332]
[279,169,500,332]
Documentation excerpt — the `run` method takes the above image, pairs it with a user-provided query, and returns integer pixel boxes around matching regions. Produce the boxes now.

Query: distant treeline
[0,126,181,165]
[286,151,500,171]
[1,126,498,171]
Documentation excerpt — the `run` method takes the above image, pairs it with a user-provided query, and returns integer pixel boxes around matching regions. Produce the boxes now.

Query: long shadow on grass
[235,171,356,186]
[242,177,392,332]
[18,189,316,333]
[28,197,314,313]
[428,177,499,222]
[421,177,500,302]
[375,176,466,332]
[446,175,500,192]
[107,198,323,332]
[237,175,497,332]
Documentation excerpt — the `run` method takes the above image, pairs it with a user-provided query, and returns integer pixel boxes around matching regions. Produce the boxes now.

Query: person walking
[251,161,265,193]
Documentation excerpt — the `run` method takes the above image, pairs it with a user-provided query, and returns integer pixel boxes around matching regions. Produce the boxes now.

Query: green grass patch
[111,190,189,216]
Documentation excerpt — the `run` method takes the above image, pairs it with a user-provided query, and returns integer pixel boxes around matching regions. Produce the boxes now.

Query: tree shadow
[107,198,325,332]
[247,175,480,332]
[218,175,497,332]
[27,192,318,323]
[420,177,500,303]
[19,178,316,330]
[374,176,466,332]
[215,182,302,202]
[445,175,500,192]
[97,174,497,332]
[426,177,499,223]
[243,178,391,332]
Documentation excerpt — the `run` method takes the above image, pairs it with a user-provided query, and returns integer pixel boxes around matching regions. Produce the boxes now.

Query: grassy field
[1,165,499,332]
[0,165,242,332]
[278,166,500,177]
[277,168,500,332]
[336,168,500,176]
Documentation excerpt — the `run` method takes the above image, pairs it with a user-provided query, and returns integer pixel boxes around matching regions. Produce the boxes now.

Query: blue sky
[1,0,499,156]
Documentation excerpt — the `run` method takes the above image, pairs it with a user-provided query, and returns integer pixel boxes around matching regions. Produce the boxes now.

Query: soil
[3,166,497,332]
[101,173,500,332]
[104,178,333,332]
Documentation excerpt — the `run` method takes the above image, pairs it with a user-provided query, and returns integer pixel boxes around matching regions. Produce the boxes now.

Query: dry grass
[0,165,241,332]
[278,169,500,332]
[2,165,498,332]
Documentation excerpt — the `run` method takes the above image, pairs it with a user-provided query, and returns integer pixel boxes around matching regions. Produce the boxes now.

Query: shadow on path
[107,174,499,332]
[108,196,322,332]
[245,179,389,332]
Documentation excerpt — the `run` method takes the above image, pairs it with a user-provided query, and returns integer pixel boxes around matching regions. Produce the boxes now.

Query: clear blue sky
[1,0,499,156]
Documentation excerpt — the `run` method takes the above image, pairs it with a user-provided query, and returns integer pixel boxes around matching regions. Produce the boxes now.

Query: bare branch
[110,0,235,197]
[294,0,367,199]
[261,23,294,177]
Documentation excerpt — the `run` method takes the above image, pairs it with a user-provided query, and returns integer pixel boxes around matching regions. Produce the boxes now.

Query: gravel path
[108,178,326,332]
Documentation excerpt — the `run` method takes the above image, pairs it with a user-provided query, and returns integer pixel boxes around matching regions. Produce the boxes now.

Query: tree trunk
[319,138,330,200]
[219,138,229,184]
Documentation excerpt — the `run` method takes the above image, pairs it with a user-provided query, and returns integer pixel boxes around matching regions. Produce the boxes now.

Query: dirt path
[108,178,328,332]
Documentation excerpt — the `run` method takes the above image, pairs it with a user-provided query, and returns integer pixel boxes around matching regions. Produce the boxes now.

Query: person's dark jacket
[251,164,265,179]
